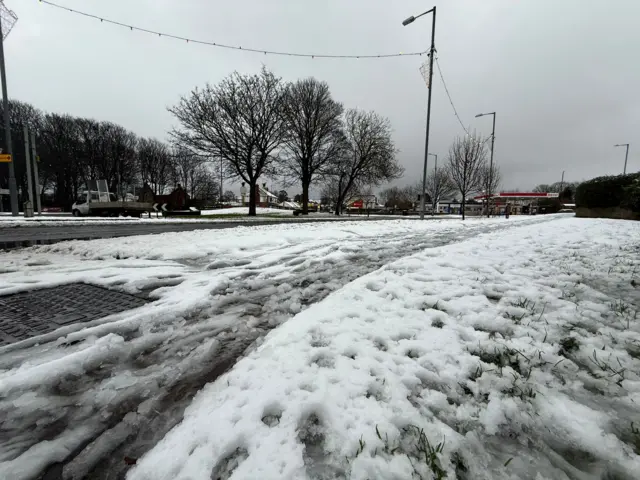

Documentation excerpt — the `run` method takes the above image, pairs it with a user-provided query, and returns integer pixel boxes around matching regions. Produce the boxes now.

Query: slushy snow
[0,216,638,480]
[127,218,640,480]
[0,217,546,479]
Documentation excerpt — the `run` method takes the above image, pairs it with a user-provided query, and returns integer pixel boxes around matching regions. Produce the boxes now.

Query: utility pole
[403,6,436,220]
[559,170,565,193]
[0,7,18,216]
[219,157,223,204]
[23,126,33,207]
[30,130,41,214]
[614,143,630,175]
[475,112,496,217]
[428,152,437,215]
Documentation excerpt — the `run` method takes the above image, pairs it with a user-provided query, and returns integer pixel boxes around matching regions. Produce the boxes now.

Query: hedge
[575,172,640,212]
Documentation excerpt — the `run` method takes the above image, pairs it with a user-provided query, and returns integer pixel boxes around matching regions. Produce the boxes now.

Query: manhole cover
[0,283,148,346]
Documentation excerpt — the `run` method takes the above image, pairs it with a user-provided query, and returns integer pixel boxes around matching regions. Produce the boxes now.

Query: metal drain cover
[0,283,148,346]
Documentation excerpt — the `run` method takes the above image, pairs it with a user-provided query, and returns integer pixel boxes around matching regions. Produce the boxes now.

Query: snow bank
[129,218,640,480]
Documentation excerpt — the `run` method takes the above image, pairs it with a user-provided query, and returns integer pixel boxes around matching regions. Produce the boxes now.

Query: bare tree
[138,138,172,195]
[425,168,457,213]
[38,114,84,209]
[479,163,502,216]
[169,67,287,216]
[533,181,580,194]
[0,100,43,204]
[277,190,289,203]
[170,147,218,201]
[223,190,236,203]
[327,109,402,215]
[446,134,486,220]
[379,185,418,210]
[281,77,344,215]
[75,120,138,197]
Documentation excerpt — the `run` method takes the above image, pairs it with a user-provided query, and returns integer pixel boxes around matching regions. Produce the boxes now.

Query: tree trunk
[302,180,310,215]
[248,179,257,216]
[461,198,466,220]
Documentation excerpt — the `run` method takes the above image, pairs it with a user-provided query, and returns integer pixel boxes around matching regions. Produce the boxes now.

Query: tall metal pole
[615,143,630,175]
[488,113,496,217]
[402,7,436,219]
[31,130,41,214]
[219,157,223,203]
[428,152,437,215]
[23,126,33,207]
[560,170,565,193]
[476,112,497,216]
[0,17,17,215]
[419,8,436,220]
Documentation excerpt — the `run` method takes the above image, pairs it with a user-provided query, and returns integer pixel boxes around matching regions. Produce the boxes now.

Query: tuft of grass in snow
[513,297,535,312]
[589,349,626,385]
[401,426,447,480]
[610,299,631,317]
[369,425,447,480]
[504,372,537,401]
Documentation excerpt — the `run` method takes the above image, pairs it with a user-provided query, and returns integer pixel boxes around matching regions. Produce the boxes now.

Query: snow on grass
[127,218,640,480]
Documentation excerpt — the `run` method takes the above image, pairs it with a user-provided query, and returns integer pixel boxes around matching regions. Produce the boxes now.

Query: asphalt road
[0,217,411,249]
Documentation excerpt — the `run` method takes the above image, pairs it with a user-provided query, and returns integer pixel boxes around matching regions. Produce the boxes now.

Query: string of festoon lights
[38,0,428,59]
[38,0,490,142]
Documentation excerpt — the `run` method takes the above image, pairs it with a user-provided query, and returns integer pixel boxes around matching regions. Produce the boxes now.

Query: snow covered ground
[0,215,636,480]
[125,217,637,480]
[0,212,312,227]
[200,207,296,215]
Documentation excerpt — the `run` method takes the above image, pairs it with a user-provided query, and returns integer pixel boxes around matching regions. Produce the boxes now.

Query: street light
[428,153,437,215]
[475,112,496,217]
[402,6,436,220]
[614,143,630,175]
[0,1,18,216]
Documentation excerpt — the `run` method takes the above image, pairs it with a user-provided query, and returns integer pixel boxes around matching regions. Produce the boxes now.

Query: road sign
[0,154,12,163]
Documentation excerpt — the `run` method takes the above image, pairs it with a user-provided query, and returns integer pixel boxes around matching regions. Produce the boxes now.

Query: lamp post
[428,152,437,214]
[614,143,630,175]
[402,6,436,220]
[475,112,496,217]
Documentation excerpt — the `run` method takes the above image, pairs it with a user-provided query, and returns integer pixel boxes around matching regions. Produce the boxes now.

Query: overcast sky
[7,0,640,192]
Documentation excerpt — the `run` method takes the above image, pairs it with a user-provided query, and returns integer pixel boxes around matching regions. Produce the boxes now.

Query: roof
[259,186,277,198]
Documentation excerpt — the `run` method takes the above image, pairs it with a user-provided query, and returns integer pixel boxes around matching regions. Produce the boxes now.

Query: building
[254,183,278,207]
[436,199,483,215]
[473,192,560,215]
[140,184,190,209]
